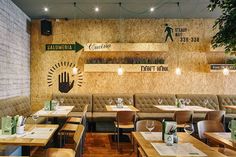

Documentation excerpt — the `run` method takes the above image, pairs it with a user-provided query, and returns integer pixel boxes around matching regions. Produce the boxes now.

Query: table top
[0,124,59,146]
[204,132,236,151]
[34,106,74,117]
[224,105,236,110]
[154,105,213,112]
[132,132,226,157]
[105,105,139,112]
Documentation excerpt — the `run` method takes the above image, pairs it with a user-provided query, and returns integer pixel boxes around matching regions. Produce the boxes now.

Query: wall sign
[210,64,236,72]
[47,61,83,93]
[164,24,200,43]
[84,64,168,73]
[84,43,168,52]
[45,42,84,52]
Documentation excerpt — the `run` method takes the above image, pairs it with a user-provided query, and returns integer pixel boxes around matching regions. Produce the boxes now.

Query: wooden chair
[197,120,236,156]
[197,120,225,141]
[204,110,225,124]
[173,111,193,128]
[59,105,87,147]
[114,111,136,151]
[46,125,84,157]
[135,120,162,132]
[66,105,88,124]
[135,120,162,157]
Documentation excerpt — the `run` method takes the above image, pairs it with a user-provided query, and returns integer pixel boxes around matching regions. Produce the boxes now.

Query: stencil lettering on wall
[47,61,83,93]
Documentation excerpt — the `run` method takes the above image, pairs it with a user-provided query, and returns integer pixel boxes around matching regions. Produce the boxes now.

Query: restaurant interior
[0,0,236,156]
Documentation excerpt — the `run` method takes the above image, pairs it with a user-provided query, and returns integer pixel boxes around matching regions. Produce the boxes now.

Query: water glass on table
[146,120,155,133]
[184,123,194,135]
[32,114,39,128]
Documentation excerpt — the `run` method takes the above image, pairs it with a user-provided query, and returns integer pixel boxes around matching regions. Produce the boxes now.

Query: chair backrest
[173,111,193,125]
[116,111,136,125]
[197,120,225,140]
[205,111,225,124]
[74,125,84,157]
[136,120,162,132]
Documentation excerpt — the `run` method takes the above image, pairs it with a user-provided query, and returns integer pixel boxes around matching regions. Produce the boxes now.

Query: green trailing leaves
[208,0,236,54]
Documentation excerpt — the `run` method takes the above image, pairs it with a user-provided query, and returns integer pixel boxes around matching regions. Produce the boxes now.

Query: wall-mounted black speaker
[41,20,52,36]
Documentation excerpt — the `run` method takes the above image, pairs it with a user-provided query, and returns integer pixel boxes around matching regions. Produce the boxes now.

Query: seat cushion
[134,93,176,112]
[92,93,134,112]
[176,94,219,110]
[52,94,92,112]
[46,148,75,157]
[218,95,236,114]
[92,112,116,122]
[60,123,78,132]
[137,112,174,121]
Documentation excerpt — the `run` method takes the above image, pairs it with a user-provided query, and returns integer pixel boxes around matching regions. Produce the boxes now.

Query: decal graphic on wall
[47,61,83,93]
[164,24,174,42]
[58,72,74,93]
[45,42,84,52]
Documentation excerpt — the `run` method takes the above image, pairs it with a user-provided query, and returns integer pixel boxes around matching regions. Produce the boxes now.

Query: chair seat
[66,117,82,124]
[114,122,134,129]
[46,148,75,157]
[60,123,79,132]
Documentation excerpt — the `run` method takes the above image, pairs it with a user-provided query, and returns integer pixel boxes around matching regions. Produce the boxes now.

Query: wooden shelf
[209,64,236,72]
[84,64,168,73]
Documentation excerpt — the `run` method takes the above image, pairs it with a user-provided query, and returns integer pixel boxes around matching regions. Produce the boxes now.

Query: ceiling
[12,0,221,19]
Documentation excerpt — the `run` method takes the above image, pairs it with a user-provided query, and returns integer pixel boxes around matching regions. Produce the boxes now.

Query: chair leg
[117,127,120,151]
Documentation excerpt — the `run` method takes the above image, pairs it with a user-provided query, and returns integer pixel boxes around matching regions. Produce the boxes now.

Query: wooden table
[204,132,236,151]
[132,132,226,157]
[0,124,58,156]
[105,105,139,112]
[224,105,236,110]
[34,106,74,117]
[154,105,213,112]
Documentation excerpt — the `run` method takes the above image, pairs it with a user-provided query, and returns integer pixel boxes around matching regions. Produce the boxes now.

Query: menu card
[141,132,162,141]
[231,120,236,141]
[151,143,207,156]
[21,127,56,139]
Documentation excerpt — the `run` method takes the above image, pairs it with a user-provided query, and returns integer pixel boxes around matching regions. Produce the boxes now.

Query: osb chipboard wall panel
[31,19,235,111]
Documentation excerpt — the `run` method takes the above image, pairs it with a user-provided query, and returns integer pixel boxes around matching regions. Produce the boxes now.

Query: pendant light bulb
[175,67,181,76]
[117,67,123,76]
[223,68,229,76]
[72,67,78,75]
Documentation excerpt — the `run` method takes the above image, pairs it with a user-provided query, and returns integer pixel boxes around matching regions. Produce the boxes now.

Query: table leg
[22,146,30,156]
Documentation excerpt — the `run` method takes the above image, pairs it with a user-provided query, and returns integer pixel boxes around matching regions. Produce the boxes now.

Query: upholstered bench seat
[92,112,116,122]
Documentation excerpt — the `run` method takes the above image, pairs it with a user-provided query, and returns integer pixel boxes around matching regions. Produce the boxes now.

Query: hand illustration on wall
[47,61,83,93]
[58,71,74,93]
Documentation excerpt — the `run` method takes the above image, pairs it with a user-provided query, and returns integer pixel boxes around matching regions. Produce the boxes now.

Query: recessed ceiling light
[44,7,49,12]
[150,7,155,12]
[95,7,99,12]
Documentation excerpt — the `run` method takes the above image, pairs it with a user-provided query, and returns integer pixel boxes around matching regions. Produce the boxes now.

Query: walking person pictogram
[164,24,173,42]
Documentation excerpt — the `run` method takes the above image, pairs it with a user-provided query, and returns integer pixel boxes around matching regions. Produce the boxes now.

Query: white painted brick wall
[0,0,30,99]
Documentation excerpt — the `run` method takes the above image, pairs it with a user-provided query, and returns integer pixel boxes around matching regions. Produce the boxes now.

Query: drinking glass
[32,114,39,128]
[203,99,209,107]
[158,98,163,105]
[185,99,191,105]
[146,120,155,133]
[228,120,233,131]
[184,123,194,135]
[60,98,64,105]
[128,98,133,105]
